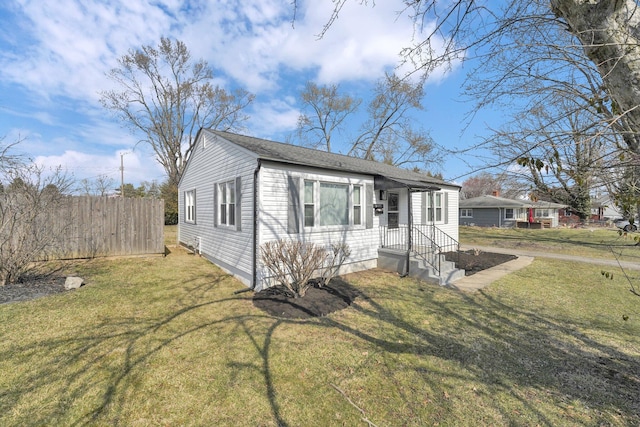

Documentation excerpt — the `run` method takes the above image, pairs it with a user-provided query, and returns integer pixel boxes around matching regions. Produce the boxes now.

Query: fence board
[47,196,164,259]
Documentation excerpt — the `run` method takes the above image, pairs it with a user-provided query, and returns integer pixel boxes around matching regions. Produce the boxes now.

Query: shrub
[319,243,352,287]
[261,240,351,298]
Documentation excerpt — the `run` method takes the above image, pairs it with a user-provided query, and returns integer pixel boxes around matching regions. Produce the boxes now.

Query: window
[302,180,364,228]
[353,185,362,225]
[219,180,236,226]
[388,192,399,229]
[304,180,314,227]
[319,183,349,226]
[505,208,514,219]
[185,190,196,223]
[427,192,443,222]
[460,208,473,218]
[536,208,550,217]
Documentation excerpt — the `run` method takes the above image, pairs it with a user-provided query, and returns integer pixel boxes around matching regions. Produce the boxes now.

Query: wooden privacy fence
[49,196,165,259]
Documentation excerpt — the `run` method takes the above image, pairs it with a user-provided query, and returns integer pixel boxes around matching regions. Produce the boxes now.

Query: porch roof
[374,175,441,191]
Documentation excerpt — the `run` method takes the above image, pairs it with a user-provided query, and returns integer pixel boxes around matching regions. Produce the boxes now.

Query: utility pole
[120,153,125,197]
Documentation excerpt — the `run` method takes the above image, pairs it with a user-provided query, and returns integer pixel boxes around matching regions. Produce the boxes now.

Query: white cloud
[247,97,300,137]
[34,149,165,186]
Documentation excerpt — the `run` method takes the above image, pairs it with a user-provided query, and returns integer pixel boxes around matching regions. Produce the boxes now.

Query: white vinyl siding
[414,189,459,242]
[178,130,255,286]
[257,163,379,286]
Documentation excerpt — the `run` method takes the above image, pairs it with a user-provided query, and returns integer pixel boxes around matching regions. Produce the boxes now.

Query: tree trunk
[551,0,640,153]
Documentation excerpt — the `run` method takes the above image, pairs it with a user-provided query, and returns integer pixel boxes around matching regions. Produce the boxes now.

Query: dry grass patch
[0,246,639,426]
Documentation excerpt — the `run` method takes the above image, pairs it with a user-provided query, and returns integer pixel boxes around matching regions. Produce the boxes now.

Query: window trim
[426,192,444,223]
[536,208,550,218]
[218,180,237,228]
[505,208,515,220]
[185,189,196,224]
[387,192,399,229]
[302,179,365,230]
[460,208,473,218]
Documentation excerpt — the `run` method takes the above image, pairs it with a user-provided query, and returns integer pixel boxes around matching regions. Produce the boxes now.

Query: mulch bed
[445,249,518,276]
[0,275,67,305]
[254,250,518,318]
[252,279,361,319]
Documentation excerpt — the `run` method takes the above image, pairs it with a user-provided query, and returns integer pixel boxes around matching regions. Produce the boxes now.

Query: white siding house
[178,130,462,290]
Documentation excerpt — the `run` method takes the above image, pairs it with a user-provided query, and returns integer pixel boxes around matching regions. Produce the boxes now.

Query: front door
[387,192,399,229]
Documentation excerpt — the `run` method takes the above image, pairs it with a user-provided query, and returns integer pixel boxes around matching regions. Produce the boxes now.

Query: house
[178,130,463,291]
[459,194,565,228]
[557,195,620,225]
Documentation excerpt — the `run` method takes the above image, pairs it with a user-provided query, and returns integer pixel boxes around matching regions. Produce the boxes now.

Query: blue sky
[0,0,501,188]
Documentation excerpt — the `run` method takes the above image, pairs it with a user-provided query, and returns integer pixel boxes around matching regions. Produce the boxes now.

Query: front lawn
[461,225,640,262]
[0,244,639,426]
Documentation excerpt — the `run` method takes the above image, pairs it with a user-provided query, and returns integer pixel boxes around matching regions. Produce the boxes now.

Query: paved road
[460,245,640,271]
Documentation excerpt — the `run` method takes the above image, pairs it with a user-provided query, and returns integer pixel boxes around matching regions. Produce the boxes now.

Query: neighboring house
[591,195,621,221]
[558,195,621,225]
[459,195,565,228]
[178,130,463,291]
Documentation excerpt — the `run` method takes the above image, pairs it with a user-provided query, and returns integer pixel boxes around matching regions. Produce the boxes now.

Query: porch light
[379,190,387,201]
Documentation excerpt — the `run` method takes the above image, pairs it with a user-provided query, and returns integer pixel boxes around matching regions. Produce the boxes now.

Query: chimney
[492,190,500,197]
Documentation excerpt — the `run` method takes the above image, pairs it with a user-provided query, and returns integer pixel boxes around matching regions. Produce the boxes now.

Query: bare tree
[461,172,503,199]
[296,82,361,152]
[0,142,75,286]
[79,174,115,196]
[296,72,436,170]
[101,37,255,186]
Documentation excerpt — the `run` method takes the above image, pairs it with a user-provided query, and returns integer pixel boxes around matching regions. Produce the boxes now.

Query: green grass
[460,225,640,262]
[1,236,639,425]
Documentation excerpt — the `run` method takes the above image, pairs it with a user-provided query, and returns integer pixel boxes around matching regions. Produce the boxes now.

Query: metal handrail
[379,224,461,276]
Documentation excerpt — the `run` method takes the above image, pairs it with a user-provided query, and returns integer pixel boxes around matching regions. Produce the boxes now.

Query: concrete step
[377,248,466,286]
[409,255,466,286]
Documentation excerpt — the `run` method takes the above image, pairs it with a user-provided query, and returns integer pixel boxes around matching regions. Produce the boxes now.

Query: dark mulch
[0,275,67,305]
[252,278,361,319]
[254,250,518,318]
[445,249,518,276]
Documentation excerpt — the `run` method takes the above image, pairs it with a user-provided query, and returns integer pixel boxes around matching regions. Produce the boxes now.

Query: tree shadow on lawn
[2,269,639,426]
[308,274,640,425]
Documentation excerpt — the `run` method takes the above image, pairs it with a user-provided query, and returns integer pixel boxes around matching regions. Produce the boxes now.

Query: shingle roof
[459,195,566,209]
[209,130,458,189]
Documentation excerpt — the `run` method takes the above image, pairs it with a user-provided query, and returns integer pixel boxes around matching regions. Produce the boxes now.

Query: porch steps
[377,248,466,286]
[408,254,466,286]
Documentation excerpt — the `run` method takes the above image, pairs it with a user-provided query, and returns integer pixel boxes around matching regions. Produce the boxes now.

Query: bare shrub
[0,156,74,286]
[260,240,328,298]
[319,243,351,287]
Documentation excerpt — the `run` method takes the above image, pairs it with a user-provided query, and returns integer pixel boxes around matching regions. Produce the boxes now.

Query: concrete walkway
[449,245,640,292]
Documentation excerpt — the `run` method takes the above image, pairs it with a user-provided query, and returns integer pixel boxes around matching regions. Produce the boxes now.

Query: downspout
[251,159,262,290]
[497,208,501,228]
[401,188,413,277]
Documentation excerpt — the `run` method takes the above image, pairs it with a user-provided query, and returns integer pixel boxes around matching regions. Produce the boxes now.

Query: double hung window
[219,180,236,226]
[460,208,473,218]
[185,190,196,223]
[427,192,443,222]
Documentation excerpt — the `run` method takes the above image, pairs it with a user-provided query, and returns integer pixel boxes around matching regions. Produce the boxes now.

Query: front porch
[377,224,465,286]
